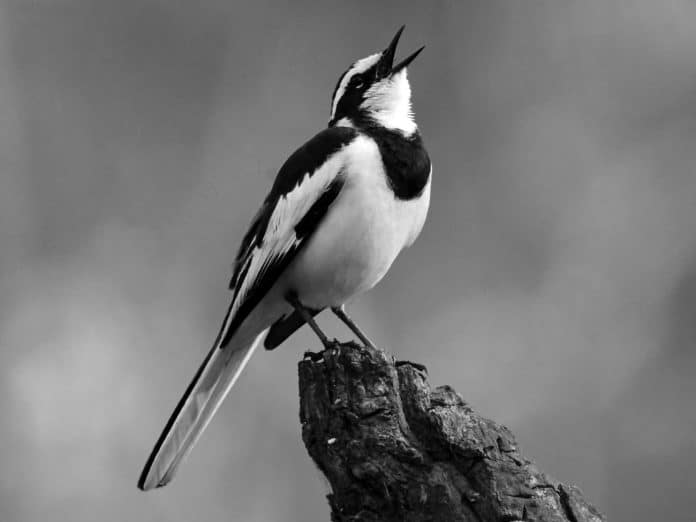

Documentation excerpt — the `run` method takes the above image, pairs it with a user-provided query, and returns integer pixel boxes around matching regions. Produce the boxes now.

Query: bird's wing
[219,125,358,347]
[137,126,358,490]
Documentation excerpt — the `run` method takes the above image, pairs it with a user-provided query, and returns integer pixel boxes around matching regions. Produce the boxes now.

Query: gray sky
[1,2,695,521]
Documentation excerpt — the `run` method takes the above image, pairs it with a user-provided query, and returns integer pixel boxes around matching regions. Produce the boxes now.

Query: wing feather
[220,127,357,347]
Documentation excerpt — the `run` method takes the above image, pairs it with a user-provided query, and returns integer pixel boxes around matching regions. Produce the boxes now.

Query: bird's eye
[353,75,364,89]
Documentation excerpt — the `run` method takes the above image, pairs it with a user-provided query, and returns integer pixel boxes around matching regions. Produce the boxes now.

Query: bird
[137,26,431,491]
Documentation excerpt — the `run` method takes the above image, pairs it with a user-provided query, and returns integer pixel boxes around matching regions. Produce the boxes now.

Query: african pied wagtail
[138,26,430,490]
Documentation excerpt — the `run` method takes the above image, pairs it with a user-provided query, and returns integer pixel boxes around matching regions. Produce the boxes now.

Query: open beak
[378,26,425,77]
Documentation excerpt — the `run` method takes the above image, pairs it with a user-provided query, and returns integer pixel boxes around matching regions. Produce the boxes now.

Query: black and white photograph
[1,2,694,521]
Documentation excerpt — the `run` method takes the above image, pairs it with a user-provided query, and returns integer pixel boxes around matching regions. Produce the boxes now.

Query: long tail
[137,329,265,491]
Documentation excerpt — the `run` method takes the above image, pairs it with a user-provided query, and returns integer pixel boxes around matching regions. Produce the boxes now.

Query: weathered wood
[298,341,605,522]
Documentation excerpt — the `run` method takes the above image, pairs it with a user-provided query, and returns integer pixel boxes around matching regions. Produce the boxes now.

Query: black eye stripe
[330,59,381,124]
[350,73,371,90]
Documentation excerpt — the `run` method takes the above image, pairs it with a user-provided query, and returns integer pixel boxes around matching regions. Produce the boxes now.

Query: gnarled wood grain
[298,342,605,522]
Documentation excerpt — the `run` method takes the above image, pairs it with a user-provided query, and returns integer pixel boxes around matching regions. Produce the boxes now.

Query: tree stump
[298,341,605,522]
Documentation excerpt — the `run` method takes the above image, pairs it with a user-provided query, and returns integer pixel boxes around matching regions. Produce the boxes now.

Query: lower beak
[391,45,425,74]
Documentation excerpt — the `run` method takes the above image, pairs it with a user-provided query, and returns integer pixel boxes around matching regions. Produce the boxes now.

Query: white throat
[362,70,417,135]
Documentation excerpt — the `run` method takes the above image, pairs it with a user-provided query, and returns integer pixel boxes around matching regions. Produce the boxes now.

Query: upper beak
[378,26,425,76]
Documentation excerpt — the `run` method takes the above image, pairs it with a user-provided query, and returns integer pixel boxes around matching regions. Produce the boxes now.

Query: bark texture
[298,341,606,522]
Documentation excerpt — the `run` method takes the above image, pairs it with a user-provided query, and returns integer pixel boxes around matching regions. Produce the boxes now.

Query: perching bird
[138,26,431,491]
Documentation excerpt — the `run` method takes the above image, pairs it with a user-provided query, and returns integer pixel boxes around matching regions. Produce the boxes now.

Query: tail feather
[138,331,264,490]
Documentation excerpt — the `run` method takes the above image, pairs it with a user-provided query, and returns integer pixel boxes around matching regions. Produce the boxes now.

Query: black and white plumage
[138,26,431,491]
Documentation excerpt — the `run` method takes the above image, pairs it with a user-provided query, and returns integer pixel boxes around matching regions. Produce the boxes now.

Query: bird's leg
[331,304,377,350]
[285,291,333,350]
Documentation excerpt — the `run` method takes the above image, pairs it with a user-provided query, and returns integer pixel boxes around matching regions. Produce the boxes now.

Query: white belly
[284,146,431,309]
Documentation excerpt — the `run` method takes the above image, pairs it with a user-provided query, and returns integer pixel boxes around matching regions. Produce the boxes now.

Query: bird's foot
[304,337,340,361]
[322,337,342,350]
[395,360,428,374]
[357,340,381,354]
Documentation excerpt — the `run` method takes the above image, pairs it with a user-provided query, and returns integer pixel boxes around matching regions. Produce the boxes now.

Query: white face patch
[330,53,382,121]
[361,69,416,135]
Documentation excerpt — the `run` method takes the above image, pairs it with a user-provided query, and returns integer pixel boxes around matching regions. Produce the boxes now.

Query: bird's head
[328,26,424,136]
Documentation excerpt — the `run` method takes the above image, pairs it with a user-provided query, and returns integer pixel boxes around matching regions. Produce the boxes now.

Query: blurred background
[1,1,695,520]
